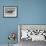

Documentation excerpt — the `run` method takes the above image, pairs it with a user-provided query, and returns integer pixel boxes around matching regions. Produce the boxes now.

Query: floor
[0,44,18,46]
[0,40,46,46]
[19,39,46,46]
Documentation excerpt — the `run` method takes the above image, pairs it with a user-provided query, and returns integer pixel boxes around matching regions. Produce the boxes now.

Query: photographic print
[3,6,17,17]
[18,24,46,41]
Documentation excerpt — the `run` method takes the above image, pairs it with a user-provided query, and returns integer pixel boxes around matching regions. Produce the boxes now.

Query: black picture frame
[3,6,18,18]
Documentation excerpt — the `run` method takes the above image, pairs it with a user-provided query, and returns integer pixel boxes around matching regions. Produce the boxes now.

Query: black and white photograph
[3,6,17,17]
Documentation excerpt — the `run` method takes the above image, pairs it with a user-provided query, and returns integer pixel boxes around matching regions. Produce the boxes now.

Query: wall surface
[0,0,18,44]
[18,0,46,24]
[0,0,46,45]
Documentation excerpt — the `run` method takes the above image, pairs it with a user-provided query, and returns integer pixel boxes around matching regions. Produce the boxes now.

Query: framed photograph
[3,6,17,18]
[18,24,46,42]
